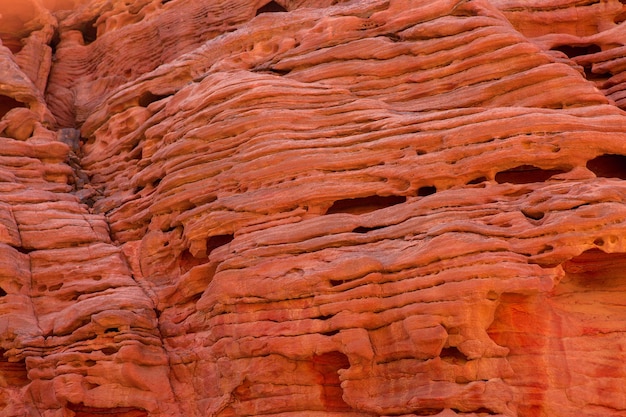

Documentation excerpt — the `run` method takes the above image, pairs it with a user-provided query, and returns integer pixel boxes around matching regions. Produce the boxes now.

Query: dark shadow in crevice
[0,95,27,119]
[552,44,601,59]
[79,16,99,45]
[138,91,171,107]
[439,346,468,364]
[352,225,385,234]
[67,403,148,417]
[256,1,287,15]
[586,154,626,180]
[326,195,406,215]
[417,186,436,196]
[495,165,567,184]
[206,234,234,256]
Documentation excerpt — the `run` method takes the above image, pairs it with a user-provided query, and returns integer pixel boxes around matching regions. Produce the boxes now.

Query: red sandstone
[1,0,626,416]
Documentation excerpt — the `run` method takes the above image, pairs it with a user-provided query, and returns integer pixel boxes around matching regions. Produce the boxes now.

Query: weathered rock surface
[2,0,626,416]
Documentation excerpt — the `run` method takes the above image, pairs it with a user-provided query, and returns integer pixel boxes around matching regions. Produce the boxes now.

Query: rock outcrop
[2,0,626,416]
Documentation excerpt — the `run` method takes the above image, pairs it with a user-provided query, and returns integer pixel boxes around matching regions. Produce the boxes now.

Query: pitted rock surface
[2,0,626,416]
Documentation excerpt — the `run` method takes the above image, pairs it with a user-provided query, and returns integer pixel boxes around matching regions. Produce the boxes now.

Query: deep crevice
[67,403,148,417]
[326,195,406,215]
[79,16,99,45]
[138,91,171,107]
[417,186,437,196]
[352,225,385,233]
[495,165,567,184]
[0,95,27,119]
[552,44,601,59]
[586,154,626,179]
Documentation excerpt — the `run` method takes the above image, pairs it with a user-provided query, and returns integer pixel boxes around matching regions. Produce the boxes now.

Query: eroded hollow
[586,154,626,179]
[495,165,567,184]
[552,44,601,59]
[311,351,352,411]
[67,404,148,417]
[138,92,171,107]
[256,1,287,15]
[326,195,406,215]
[79,16,98,45]
[0,95,27,119]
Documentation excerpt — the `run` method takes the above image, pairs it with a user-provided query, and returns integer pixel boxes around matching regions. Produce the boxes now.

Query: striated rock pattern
[2,0,626,416]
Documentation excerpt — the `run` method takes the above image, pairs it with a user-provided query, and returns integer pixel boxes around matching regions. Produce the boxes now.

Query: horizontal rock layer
[1,0,626,416]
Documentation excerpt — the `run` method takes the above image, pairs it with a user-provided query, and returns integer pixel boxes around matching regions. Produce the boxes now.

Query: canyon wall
[2,0,626,416]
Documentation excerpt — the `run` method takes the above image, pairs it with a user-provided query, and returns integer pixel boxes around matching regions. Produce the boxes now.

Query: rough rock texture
[2,0,626,416]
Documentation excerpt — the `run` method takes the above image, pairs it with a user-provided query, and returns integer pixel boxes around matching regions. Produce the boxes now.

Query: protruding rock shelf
[1,0,626,416]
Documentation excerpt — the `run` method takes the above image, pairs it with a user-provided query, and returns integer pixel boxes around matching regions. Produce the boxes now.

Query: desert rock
[1,0,626,416]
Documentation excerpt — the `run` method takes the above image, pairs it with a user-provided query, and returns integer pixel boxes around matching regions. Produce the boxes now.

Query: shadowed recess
[67,404,148,417]
[586,154,626,179]
[326,195,406,215]
[138,92,172,107]
[80,16,98,44]
[495,165,567,184]
[311,351,352,411]
[552,44,601,59]
[256,1,287,15]
[0,95,27,119]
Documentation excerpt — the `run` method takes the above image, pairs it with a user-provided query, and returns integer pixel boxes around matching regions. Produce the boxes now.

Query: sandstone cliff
[2,0,626,416]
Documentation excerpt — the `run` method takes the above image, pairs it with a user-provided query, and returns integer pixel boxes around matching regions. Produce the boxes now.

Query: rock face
[2,0,626,416]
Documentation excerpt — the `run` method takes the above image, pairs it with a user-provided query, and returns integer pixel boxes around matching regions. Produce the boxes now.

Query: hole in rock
[67,403,148,417]
[521,209,544,221]
[586,154,626,179]
[85,360,96,367]
[0,95,27,119]
[100,347,118,355]
[326,195,406,215]
[417,186,437,196]
[552,44,601,59]
[0,349,29,386]
[439,346,468,364]
[206,234,234,257]
[352,225,385,233]
[0,287,6,297]
[79,16,98,45]
[322,329,340,336]
[495,165,567,184]
[311,351,352,411]
[104,327,119,334]
[256,1,287,15]
[138,92,171,107]
[316,314,333,321]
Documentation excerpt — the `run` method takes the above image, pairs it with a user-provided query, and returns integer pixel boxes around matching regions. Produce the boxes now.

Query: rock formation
[1,0,626,416]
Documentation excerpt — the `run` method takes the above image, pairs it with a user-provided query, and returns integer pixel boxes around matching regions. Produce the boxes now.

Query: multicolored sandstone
[2,0,626,416]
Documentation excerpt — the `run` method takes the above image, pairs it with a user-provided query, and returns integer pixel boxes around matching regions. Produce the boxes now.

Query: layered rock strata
[1,0,626,416]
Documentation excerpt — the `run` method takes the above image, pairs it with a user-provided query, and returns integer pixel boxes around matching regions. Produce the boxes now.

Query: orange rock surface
[2,0,626,416]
